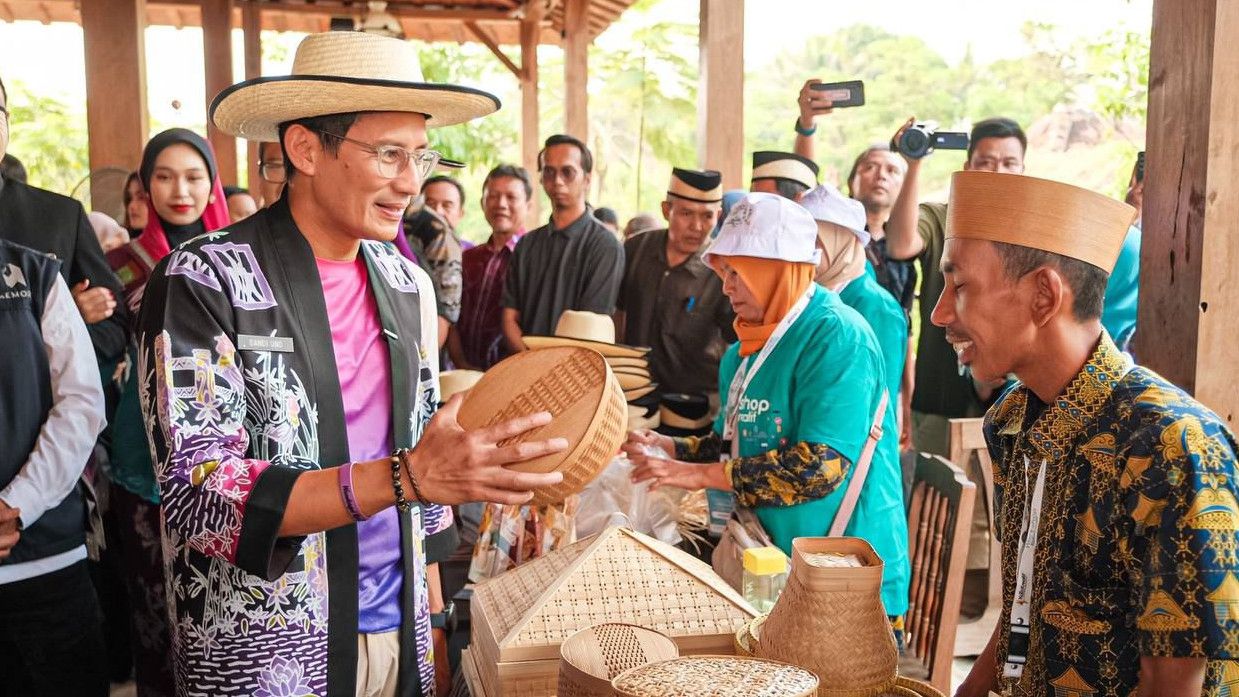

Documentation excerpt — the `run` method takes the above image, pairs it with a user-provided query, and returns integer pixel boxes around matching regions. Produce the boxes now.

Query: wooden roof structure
[0,0,635,44]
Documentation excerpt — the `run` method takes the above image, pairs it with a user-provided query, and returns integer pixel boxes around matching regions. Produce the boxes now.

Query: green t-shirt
[714,285,910,614]
[840,271,908,405]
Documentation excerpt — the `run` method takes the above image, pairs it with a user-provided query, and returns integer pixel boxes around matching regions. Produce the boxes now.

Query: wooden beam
[202,0,237,186]
[1141,0,1239,425]
[81,0,148,211]
[242,1,261,192]
[465,20,522,78]
[563,0,588,141]
[697,0,744,189]
[521,0,544,225]
[153,0,518,22]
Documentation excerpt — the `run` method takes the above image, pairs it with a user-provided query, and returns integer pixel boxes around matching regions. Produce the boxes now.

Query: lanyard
[722,285,814,460]
[1002,453,1048,679]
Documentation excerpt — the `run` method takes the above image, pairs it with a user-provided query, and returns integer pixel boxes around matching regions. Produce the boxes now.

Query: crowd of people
[1,27,1237,697]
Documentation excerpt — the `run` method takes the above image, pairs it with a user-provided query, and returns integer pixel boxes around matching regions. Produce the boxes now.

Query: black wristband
[396,447,430,506]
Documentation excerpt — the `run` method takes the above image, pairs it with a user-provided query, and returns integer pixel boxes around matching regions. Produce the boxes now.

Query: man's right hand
[71,279,117,324]
[890,116,921,166]
[406,394,569,506]
[797,79,833,131]
[0,501,22,560]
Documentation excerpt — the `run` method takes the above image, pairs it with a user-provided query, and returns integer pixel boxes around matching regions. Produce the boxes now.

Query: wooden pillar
[202,0,238,186]
[1141,0,1239,425]
[81,0,148,209]
[698,0,744,189]
[521,0,544,225]
[563,0,588,141]
[242,1,262,192]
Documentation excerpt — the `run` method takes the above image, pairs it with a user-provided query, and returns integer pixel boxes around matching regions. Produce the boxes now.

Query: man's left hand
[630,454,706,491]
[798,79,834,131]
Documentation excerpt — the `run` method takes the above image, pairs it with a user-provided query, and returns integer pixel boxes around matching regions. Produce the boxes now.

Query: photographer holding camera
[885,116,1027,456]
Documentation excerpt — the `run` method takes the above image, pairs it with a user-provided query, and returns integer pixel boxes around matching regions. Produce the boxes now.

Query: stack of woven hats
[523,311,658,431]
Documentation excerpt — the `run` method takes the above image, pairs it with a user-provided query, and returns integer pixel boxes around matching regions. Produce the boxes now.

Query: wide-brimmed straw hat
[210,31,501,142]
[524,310,651,359]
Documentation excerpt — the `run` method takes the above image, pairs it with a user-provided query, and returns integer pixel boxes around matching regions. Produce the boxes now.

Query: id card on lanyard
[720,285,814,461]
[1003,454,1048,679]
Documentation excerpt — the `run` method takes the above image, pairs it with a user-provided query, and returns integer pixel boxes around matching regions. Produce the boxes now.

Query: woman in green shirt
[625,192,910,618]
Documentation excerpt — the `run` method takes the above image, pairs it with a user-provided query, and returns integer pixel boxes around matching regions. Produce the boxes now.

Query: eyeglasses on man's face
[541,165,584,184]
[317,130,441,181]
[258,159,286,184]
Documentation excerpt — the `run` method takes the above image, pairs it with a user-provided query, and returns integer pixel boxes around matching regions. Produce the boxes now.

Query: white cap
[703,192,822,268]
[800,184,870,246]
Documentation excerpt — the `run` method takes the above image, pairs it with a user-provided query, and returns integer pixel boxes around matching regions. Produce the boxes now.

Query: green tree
[5,81,90,197]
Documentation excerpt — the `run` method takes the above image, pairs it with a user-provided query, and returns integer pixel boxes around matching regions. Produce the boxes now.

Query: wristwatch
[430,601,457,636]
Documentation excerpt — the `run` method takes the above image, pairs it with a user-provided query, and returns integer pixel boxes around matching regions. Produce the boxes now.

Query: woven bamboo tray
[610,655,819,697]
[458,347,627,505]
[558,624,679,697]
[471,527,758,695]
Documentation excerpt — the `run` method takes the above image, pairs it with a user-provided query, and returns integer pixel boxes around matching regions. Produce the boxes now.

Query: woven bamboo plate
[611,655,819,697]
[607,356,650,371]
[458,347,627,505]
[559,623,679,697]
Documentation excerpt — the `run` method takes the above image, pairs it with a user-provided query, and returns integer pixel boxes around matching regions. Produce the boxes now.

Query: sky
[0,0,1152,136]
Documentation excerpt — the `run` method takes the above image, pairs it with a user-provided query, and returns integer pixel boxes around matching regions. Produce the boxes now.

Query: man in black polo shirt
[616,168,734,399]
[502,134,623,349]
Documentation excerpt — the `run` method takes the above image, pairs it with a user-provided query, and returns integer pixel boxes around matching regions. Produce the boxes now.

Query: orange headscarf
[727,256,815,357]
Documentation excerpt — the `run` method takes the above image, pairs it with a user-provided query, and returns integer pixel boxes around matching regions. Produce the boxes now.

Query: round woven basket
[755,537,897,692]
[611,655,819,697]
[457,347,627,505]
[733,614,766,657]
[558,623,680,697]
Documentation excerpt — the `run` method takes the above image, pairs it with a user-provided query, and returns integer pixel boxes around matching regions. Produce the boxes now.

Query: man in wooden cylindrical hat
[945,172,1239,696]
[616,167,736,413]
[138,31,568,697]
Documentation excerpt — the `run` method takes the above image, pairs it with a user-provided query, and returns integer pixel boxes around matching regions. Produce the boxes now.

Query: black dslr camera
[894,123,970,160]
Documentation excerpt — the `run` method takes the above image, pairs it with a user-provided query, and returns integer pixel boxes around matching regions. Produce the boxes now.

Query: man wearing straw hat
[942,172,1239,696]
[137,31,567,697]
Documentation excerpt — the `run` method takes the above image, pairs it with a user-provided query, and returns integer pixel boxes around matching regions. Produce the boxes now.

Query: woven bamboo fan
[470,527,758,695]
[458,347,627,505]
[558,624,679,697]
[611,655,819,697]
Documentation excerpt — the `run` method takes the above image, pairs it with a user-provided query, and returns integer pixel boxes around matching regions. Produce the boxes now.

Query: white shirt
[0,274,106,584]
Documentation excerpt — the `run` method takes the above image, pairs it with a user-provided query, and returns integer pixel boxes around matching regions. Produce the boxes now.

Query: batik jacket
[138,199,456,697]
[985,332,1239,694]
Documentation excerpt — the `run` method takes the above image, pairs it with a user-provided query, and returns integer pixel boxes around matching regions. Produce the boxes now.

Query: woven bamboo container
[557,624,679,697]
[471,527,758,696]
[755,538,901,696]
[458,347,627,505]
[733,615,765,657]
[610,655,819,697]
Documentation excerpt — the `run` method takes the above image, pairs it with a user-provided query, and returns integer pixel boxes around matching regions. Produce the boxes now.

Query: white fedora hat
[523,310,651,359]
[210,31,501,142]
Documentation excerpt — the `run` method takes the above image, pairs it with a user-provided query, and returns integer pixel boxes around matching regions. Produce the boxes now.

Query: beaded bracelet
[337,461,368,522]
[390,450,411,512]
[393,447,431,507]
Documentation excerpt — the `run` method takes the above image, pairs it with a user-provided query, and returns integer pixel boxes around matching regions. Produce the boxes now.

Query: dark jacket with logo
[0,239,86,565]
[0,175,129,363]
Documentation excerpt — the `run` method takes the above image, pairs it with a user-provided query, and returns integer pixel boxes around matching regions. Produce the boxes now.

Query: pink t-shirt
[316,255,402,633]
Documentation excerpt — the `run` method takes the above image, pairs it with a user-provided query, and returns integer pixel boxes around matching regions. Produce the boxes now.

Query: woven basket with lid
[611,655,819,697]
[457,346,627,505]
[558,623,679,697]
